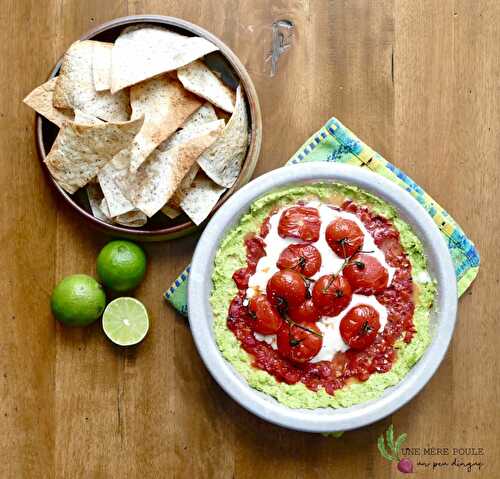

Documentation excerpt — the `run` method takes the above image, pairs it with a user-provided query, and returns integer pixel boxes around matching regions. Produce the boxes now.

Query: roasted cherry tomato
[260,216,271,237]
[277,322,323,363]
[276,244,321,277]
[325,218,364,258]
[339,304,380,350]
[277,206,321,242]
[266,270,307,312]
[312,274,352,316]
[228,294,248,322]
[343,253,389,294]
[232,267,251,290]
[247,294,283,334]
[244,235,267,263]
[288,298,321,323]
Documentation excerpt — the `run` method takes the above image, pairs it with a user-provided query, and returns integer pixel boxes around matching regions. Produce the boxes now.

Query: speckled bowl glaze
[188,162,457,432]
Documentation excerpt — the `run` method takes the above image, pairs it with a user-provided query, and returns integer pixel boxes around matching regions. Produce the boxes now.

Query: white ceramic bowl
[188,163,457,432]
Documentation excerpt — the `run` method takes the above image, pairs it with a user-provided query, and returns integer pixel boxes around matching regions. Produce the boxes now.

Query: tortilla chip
[158,102,218,152]
[53,40,131,121]
[180,163,200,189]
[197,85,249,188]
[120,119,224,217]
[100,198,147,228]
[126,75,202,173]
[79,120,133,219]
[179,174,226,225]
[177,60,235,113]
[92,41,113,92]
[161,204,183,219]
[97,153,135,217]
[169,163,200,208]
[73,110,104,125]
[160,102,219,206]
[157,103,216,204]
[86,183,112,223]
[44,116,143,194]
[111,25,219,93]
[114,210,147,228]
[90,184,147,228]
[23,77,73,127]
[184,102,218,125]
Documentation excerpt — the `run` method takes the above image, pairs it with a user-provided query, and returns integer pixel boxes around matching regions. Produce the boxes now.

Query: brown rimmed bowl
[35,14,262,241]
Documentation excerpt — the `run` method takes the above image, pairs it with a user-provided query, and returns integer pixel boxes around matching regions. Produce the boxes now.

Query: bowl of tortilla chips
[25,15,262,241]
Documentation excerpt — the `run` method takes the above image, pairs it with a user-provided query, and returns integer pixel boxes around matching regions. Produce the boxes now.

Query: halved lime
[102,297,149,346]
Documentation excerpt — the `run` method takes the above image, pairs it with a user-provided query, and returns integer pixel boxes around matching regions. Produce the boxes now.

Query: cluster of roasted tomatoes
[246,206,390,364]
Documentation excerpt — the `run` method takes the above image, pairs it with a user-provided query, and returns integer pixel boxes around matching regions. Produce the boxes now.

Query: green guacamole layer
[210,184,436,409]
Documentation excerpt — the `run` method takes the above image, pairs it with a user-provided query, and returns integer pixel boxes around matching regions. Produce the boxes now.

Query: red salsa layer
[227,200,415,395]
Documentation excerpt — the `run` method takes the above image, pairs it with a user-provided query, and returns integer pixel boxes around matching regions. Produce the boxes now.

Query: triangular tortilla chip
[86,183,112,223]
[92,41,113,92]
[23,77,73,127]
[184,102,218,125]
[100,198,147,228]
[158,102,218,152]
[53,40,131,121]
[87,182,146,227]
[127,75,202,173]
[97,153,135,217]
[98,97,213,218]
[177,61,235,113]
[169,163,200,208]
[158,102,220,207]
[178,173,226,225]
[111,25,219,93]
[73,110,104,125]
[161,204,183,219]
[113,210,147,228]
[75,115,125,217]
[197,85,249,188]
[119,119,224,217]
[44,116,143,194]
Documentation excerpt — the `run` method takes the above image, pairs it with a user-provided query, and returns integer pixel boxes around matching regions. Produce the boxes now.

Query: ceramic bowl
[35,15,262,241]
[188,162,457,432]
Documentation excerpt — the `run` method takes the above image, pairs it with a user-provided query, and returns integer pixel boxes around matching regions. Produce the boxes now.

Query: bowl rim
[35,14,262,240]
[188,162,458,432]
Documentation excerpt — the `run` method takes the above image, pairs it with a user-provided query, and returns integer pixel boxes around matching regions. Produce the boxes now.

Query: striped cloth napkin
[165,117,480,316]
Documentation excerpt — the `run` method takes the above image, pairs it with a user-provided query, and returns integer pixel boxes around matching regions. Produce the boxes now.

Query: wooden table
[1,1,498,477]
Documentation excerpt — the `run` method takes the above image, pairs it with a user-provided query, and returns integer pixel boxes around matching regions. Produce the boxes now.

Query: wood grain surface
[1,0,498,477]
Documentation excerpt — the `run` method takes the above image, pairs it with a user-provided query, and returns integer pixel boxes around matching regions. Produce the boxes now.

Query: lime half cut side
[102,297,149,346]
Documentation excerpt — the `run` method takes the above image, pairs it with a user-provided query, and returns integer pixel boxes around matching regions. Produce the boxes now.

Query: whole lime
[51,274,106,326]
[97,240,147,292]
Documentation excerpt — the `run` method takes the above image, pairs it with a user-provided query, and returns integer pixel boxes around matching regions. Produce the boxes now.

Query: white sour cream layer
[248,202,393,361]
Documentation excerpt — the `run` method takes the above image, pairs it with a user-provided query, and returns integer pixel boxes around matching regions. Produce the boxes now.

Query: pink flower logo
[377,425,414,474]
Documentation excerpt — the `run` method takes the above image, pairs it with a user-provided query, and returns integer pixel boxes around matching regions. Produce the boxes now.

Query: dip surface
[211,184,435,409]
